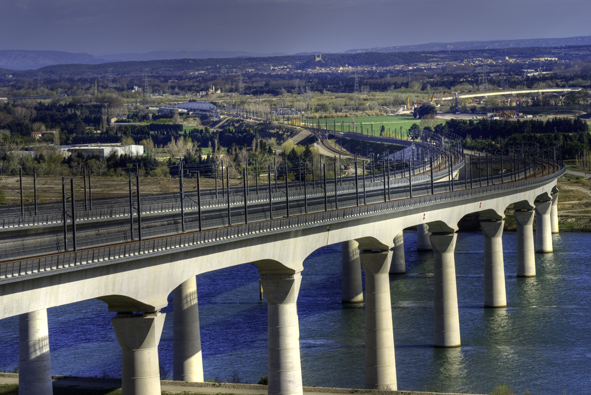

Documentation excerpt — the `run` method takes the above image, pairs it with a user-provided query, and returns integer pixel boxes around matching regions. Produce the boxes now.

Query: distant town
[0,41,589,204]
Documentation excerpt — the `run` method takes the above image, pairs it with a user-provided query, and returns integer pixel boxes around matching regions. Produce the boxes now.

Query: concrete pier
[360,250,397,391]
[551,192,559,234]
[19,309,53,395]
[390,231,406,274]
[430,233,461,347]
[173,277,203,382]
[416,224,432,251]
[341,241,364,303]
[515,209,536,277]
[112,312,166,395]
[261,272,303,395]
[481,220,507,307]
[535,200,553,253]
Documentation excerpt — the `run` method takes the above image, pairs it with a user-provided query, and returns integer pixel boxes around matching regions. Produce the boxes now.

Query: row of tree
[435,118,589,158]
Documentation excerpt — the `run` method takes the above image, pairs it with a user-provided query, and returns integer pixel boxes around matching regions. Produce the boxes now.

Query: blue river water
[0,230,590,394]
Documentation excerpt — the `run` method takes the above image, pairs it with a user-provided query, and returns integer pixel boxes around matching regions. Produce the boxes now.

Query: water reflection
[484,307,511,340]
[432,347,467,393]
[516,276,541,305]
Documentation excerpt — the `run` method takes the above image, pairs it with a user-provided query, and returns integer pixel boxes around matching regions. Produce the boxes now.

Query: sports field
[304,115,443,138]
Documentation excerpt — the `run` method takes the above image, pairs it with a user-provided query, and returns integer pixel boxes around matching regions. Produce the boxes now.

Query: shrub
[491,384,515,395]
[257,376,268,385]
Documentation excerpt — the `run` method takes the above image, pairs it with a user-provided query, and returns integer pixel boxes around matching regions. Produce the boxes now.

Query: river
[0,230,589,394]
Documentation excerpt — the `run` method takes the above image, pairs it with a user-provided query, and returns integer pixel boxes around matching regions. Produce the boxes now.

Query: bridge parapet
[0,165,565,286]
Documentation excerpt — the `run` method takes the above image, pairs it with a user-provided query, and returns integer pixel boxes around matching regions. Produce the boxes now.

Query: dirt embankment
[555,175,591,231]
[0,175,244,206]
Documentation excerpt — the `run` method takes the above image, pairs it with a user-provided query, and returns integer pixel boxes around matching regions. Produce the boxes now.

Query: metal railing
[0,144,462,231]
[0,155,550,262]
[0,161,565,283]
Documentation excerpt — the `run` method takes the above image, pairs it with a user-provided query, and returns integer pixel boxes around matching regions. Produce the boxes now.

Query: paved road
[565,169,591,179]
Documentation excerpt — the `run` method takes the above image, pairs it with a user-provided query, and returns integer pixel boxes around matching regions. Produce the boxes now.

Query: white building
[59,144,144,158]
[158,101,218,117]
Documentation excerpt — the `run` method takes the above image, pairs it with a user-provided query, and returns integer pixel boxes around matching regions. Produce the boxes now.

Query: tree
[172,108,180,124]
[413,104,437,119]
[484,97,500,109]
[164,136,195,159]
[317,103,331,113]
[408,123,421,139]
[420,118,438,130]
[302,144,312,163]
[121,136,135,146]
[165,137,181,158]
[139,138,156,156]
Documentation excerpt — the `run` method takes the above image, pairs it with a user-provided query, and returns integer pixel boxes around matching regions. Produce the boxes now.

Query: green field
[183,126,201,133]
[304,115,443,138]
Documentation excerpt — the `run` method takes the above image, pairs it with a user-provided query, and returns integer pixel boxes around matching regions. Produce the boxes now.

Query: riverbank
[0,374,482,395]
[556,173,591,231]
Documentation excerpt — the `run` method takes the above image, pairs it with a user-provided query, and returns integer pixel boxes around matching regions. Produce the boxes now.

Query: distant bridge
[438,87,582,101]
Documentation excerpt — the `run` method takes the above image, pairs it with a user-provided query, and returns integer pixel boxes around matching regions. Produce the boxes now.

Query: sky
[0,0,590,56]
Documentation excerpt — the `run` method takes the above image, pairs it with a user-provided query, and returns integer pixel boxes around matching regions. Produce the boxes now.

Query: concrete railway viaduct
[0,140,563,395]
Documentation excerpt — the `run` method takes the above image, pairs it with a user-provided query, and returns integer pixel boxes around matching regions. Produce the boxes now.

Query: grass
[311,115,417,123]
[563,159,591,174]
[198,147,228,155]
[490,384,533,395]
[563,173,583,181]
[183,126,201,133]
[558,177,591,198]
[305,115,442,137]
[556,177,591,232]
[504,211,517,231]
[0,174,244,206]
[490,384,515,395]
[0,385,17,395]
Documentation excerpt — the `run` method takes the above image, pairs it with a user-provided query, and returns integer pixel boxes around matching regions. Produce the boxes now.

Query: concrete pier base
[173,277,203,382]
[112,312,166,395]
[360,250,397,391]
[341,241,363,303]
[515,210,536,277]
[481,220,507,307]
[261,273,303,395]
[417,224,432,251]
[551,193,559,234]
[535,200,553,253]
[430,233,461,347]
[19,309,53,395]
[390,231,405,274]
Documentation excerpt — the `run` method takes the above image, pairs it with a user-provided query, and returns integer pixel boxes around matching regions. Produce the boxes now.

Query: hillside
[346,35,591,54]
[2,43,589,79]
[2,35,591,72]
[0,50,101,71]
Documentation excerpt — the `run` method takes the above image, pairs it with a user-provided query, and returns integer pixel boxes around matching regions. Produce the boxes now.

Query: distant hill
[3,35,591,71]
[0,50,101,70]
[6,43,589,79]
[345,36,591,54]
[99,50,267,62]
[0,49,279,71]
